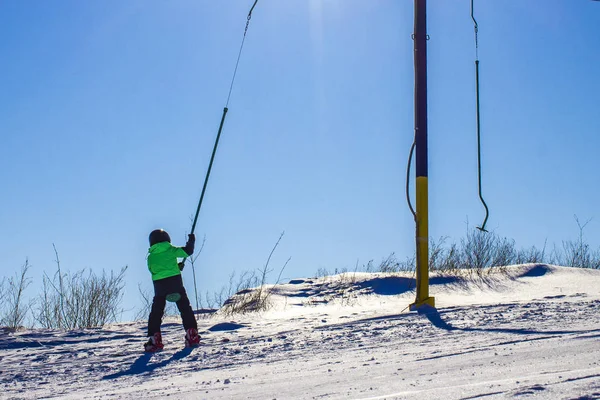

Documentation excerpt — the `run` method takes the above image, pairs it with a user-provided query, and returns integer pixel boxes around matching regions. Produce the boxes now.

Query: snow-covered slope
[1,264,600,399]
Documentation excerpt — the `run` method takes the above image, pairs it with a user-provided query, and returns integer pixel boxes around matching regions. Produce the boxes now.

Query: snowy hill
[1,264,600,400]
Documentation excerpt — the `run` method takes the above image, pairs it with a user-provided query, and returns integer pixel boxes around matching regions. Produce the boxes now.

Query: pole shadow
[417,305,596,336]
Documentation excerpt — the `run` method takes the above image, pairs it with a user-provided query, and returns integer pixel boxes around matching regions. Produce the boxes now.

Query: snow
[2,264,600,399]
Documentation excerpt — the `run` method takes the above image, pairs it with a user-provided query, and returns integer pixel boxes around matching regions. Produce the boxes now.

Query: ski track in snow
[1,264,600,400]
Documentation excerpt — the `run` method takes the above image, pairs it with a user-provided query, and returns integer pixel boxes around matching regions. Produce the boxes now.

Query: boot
[185,328,200,347]
[144,332,164,352]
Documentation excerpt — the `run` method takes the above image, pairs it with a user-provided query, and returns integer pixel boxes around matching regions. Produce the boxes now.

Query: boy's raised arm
[181,233,195,256]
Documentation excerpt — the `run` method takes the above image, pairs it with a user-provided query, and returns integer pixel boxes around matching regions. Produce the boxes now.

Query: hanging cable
[471,0,489,232]
[190,0,259,237]
[184,0,260,309]
[406,138,417,222]
[406,31,419,224]
[226,0,259,108]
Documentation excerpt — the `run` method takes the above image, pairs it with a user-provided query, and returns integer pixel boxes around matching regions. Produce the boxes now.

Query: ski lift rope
[226,0,259,108]
[471,0,490,232]
[184,0,259,309]
[189,0,259,240]
[406,0,490,232]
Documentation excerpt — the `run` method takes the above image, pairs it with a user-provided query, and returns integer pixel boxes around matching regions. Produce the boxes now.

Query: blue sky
[1,1,599,319]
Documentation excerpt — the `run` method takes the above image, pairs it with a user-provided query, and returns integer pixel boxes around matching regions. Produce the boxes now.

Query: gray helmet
[149,229,171,246]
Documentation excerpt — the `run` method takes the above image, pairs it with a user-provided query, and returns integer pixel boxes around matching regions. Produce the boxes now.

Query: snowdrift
[1,264,599,399]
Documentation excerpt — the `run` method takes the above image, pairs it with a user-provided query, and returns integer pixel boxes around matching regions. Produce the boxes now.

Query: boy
[145,229,199,352]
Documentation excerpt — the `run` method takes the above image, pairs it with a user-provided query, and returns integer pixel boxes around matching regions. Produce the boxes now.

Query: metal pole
[410,0,434,310]
[190,107,229,235]
[185,107,228,311]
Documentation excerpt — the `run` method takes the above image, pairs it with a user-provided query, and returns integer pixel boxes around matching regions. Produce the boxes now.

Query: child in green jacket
[145,229,199,352]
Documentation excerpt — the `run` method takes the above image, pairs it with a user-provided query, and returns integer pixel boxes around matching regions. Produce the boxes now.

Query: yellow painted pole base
[409,296,435,311]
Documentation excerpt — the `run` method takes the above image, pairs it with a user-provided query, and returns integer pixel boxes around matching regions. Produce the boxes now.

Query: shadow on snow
[517,264,553,278]
[0,332,138,350]
[417,305,596,337]
[102,347,195,380]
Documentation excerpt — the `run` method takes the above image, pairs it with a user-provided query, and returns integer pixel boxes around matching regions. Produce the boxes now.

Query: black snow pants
[147,274,197,337]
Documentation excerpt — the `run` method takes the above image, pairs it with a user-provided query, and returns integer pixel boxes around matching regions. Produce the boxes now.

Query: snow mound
[2,264,600,400]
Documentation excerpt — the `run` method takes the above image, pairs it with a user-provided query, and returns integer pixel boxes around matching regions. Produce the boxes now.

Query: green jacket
[147,242,190,281]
